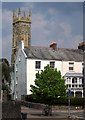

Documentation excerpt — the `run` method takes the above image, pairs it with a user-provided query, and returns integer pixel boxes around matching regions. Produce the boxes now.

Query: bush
[53,97,68,105]
[25,95,84,107]
[70,97,84,106]
[54,97,84,106]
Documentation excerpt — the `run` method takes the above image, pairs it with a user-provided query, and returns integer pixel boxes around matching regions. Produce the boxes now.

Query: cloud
[59,22,72,39]
[2,2,83,63]
[2,10,12,33]
[71,35,83,48]
[2,34,12,61]
[31,10,82,48]
[0,5,2,58]
[2,9,12,62]
[2,0,84,2]
[31,13,51,46]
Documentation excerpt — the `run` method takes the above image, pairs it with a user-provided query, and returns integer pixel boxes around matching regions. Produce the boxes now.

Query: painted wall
[14,49,27,100]
[26,59,62,94]
[62,61,83,76]
[26,59,83,95]
[13,49,83,99]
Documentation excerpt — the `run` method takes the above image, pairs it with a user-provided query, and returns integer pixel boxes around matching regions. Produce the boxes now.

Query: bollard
[21,112,27,120]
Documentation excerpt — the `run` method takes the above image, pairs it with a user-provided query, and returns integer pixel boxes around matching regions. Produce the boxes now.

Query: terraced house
[11,8,84,100]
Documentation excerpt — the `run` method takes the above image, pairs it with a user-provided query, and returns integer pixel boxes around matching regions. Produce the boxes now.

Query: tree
[30,65,67,105]
[0,58,11,96]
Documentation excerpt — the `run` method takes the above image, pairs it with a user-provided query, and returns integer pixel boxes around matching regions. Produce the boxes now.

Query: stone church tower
[11,8,31,64]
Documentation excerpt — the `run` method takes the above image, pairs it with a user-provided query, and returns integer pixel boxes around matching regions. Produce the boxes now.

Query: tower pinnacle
[13,10,16,19]
[24,11,26,18]
[18,8,21,19]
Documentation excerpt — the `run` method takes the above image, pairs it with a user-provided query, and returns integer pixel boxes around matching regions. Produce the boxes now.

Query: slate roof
[24,46,83,62]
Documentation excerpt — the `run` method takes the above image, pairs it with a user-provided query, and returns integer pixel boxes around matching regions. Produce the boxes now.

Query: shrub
[25,95,84,107]
[70,97,84,106]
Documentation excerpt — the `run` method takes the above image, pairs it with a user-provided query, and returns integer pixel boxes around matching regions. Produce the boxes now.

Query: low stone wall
[0,101,2,120]
[21,101,45,109]
[52,105,83,110]
[2,101,21,119]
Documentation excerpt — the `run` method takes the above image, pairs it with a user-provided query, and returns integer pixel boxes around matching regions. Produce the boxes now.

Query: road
[21,107,84,119]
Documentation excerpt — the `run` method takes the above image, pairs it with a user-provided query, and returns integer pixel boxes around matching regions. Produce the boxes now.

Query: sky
[1,0,85,2]
[1,1,83,63]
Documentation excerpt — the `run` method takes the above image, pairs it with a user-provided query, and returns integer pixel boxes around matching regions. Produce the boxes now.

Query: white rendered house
[12,41,83,100]
[10,8,84,100]
[64,73,83,97]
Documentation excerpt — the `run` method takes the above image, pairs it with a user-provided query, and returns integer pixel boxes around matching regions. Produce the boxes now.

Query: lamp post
[83,54,85,119]
[68,88,71,117]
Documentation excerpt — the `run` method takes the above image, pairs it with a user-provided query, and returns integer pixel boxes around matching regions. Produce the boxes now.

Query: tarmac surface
[21,106,84,120]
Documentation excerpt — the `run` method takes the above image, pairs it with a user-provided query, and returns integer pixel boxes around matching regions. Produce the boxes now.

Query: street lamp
[78,40,85,118]
[68,88,71,117]
[83,54,85,119]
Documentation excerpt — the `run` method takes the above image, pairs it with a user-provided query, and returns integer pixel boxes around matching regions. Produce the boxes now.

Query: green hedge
[70,97,84,106]
[25,95,84,107]
[54,97,84,106]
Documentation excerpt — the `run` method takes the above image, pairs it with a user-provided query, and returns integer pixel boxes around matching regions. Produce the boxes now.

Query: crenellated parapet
[13,8,31,24]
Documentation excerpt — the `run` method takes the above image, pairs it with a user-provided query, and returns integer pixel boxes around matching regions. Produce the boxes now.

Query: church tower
[11,8,31,64]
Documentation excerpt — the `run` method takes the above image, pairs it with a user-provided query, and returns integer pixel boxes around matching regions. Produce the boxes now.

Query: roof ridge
[31,45,48,48]
[31,46,79,50]
[58,48,78,50]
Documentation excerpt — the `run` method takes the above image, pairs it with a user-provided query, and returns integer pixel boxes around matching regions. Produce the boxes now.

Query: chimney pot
[78,41,85,51]
[50,42,57,50]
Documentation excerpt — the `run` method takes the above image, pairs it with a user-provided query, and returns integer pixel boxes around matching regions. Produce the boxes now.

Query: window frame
[72,77,77,83]
[35,61,41,69]
[50,61,55,68]
[69,67,74,71]
[69,62,74,71]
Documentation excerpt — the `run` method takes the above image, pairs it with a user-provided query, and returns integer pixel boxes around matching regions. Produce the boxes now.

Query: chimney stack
[78,42,85,51]
[50,42,57,50]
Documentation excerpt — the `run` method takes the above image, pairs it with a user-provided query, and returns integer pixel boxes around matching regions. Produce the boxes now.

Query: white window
[69,62,74,65]
[50,61,55,68]
[79,77,82,83]
[74,85,77,88]
[69,67,73,71]
[16,77,18,85]
[19,55,21,62]
[72,77,77,83]
[67,77,71,83]
[19,58,21,62]
[35,61,41,69]
[15,91,18,99]
[79,85,82,88]
[16,64,18,72]
[66,79,68,83]
[69,62,74,71]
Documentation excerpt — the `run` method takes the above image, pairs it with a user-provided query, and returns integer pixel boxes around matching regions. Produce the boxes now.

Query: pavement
[21,106,85,120]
